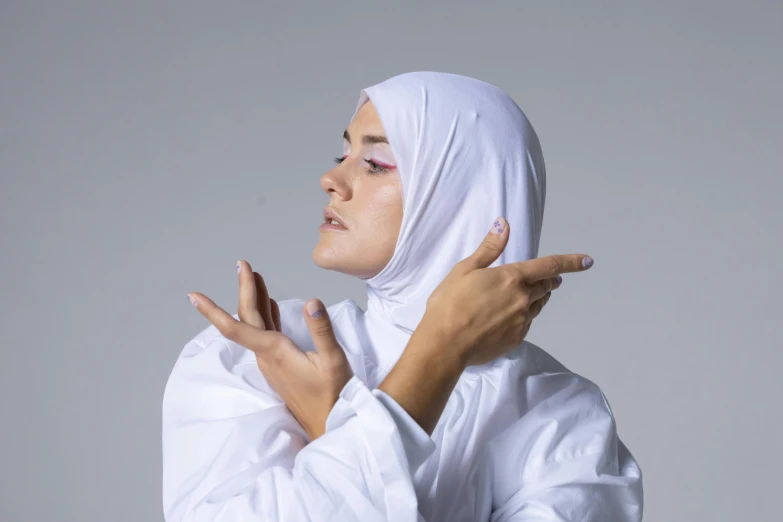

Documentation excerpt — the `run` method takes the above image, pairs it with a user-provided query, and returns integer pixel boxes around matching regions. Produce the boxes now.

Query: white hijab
[276,70,546,386]
[355,71,546,334]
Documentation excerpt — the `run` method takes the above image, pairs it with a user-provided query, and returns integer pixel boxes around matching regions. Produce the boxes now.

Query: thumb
[304,299,347,364]
[462,216,509,272]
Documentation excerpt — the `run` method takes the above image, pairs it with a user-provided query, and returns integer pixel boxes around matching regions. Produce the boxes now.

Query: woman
[162,71,643,521]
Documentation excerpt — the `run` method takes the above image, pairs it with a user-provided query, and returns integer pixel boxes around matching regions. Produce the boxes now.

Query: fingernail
[306,300,324,318]
[187,293,198,307]
[490,216,506,235]
[236,260,242,274]
[555,275,563,286]
[582,256,594,268]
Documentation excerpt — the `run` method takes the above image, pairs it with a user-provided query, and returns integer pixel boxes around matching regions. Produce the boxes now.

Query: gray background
[1,1,781,521]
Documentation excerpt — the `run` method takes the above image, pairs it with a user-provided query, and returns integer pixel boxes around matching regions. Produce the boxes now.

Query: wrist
[414,314,469,373]
[378,320,465,435]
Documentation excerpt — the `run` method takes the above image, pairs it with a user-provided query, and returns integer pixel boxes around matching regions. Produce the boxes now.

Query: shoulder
[515,340,615,419]
[485,341,620,457]
[484,343,643,517]
[473,341,619,448]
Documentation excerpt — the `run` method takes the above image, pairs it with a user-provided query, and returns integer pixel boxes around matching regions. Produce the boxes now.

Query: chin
[312,243,348,273]
[312,244,377,279]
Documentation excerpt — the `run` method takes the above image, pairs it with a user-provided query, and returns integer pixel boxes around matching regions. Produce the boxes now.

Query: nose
[320,163,352,200]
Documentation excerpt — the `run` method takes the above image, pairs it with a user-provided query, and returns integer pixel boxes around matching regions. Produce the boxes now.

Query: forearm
[163,339,424,522]
[377,319,466,435]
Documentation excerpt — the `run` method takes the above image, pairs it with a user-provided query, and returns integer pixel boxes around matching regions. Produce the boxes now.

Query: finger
[527,276,562,302]
[253,271,275,331]
[237,260,264,328]
[459,216,510,273]
[515,254,594,283]
[188,292,277,353]
[529,291,552,319]
[303,299,348,366]
[270,298,282,332]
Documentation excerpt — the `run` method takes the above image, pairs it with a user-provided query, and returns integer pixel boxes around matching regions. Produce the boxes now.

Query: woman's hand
[186,260,354,441]
[423,216,594,368]
[379,217,594,434]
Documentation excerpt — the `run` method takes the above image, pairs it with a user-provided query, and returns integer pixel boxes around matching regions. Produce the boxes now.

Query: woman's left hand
[186,260,354,441]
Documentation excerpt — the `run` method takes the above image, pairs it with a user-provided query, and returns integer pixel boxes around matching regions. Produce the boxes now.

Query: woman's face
[312,101,403,279]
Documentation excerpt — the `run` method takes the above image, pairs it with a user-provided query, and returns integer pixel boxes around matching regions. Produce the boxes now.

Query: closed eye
[365,159,389,174]
[333,156,394,175]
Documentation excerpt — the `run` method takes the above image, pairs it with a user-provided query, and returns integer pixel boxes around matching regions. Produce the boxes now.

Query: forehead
[347,100,385,136]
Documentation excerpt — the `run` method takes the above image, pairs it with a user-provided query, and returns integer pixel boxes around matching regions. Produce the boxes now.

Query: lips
[323,207,348,229]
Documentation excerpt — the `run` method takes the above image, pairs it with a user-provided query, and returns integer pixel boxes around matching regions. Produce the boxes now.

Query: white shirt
[161,299,643,521]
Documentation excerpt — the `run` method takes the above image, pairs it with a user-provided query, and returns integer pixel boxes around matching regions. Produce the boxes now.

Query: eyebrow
[343,129,389,145]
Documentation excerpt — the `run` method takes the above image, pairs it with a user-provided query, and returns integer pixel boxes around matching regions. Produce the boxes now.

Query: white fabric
[162,71,643,521]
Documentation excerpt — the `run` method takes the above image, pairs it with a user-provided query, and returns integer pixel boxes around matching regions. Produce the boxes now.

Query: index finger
[188,292,278,353]
[512,254,594,283]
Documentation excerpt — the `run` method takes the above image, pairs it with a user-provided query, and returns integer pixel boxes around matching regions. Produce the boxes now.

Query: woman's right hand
[422,216,594,368]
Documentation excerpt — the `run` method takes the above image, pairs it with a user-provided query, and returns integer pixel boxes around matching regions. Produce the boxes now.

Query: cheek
[355,179,403,247]
[363,182,402,228]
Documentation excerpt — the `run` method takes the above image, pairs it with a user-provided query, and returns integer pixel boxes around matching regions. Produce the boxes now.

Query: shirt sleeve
[372,388,437,474]
[161,337,429,522]
[486,372,644,522]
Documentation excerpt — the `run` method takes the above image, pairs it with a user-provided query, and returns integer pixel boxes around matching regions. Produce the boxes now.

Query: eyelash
[332,156,389,174]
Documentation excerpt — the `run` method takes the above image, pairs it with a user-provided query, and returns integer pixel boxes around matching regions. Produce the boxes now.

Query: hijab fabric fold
[353,72,546,336]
